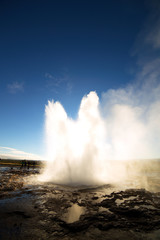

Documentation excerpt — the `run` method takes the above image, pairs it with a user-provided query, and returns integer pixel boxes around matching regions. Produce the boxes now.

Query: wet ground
[0,166,160,239]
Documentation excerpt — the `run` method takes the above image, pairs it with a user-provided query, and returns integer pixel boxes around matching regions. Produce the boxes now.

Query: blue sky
[0,0,159,159]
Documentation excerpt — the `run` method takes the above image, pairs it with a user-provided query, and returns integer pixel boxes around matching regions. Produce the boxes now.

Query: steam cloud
[101,79,160,161]
[40,80,160,185]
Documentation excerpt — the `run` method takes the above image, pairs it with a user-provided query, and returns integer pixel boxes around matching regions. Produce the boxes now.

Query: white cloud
[145,1,160,50]
[0,146,43,160]
[45,72,72,94]
[45,73,63,88]
[7,81,24,94]
[132,1,160,58]
[146,22,160,49]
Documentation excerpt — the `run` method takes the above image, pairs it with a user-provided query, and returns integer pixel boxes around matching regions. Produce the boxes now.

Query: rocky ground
[0,167,160,240]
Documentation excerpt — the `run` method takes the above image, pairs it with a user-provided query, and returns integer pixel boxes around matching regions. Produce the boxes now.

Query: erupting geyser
[41,92,110,184]
[40,85,160,185]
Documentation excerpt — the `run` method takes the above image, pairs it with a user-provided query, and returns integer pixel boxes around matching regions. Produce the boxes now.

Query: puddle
[0,167,10,173]
[62,204,85,223]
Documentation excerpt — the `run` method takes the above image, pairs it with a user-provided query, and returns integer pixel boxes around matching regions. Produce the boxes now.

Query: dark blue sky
[0,0,151,157]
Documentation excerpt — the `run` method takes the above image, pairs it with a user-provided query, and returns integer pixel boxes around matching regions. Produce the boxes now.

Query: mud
[0,167,160,240]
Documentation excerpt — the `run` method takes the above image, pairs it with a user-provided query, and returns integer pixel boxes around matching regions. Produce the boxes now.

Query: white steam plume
[40,81,160,185]
[41,92,109,184]
[101,79,160,161]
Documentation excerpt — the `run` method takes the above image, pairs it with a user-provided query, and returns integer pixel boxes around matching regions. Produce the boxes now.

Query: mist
[40,79,160,185]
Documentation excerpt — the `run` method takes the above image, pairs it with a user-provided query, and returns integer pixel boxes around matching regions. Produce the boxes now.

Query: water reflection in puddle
[62,204,85,223]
